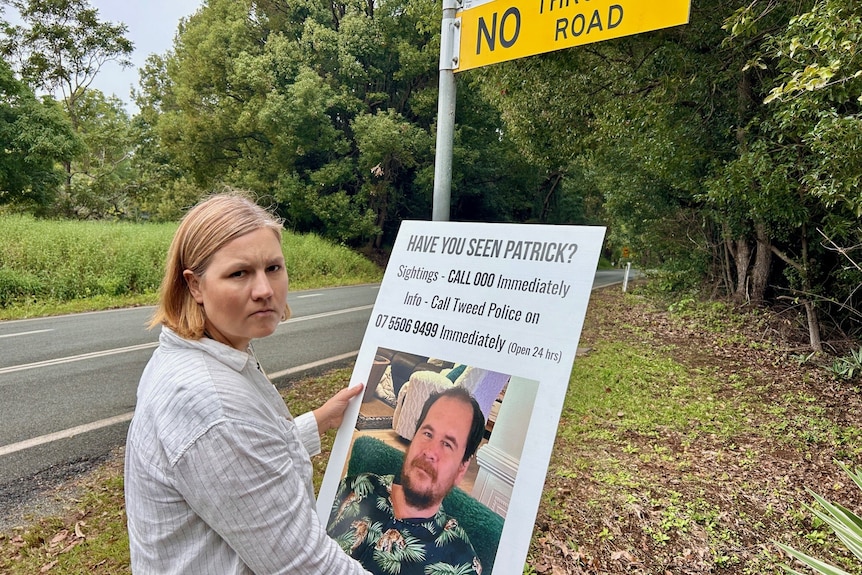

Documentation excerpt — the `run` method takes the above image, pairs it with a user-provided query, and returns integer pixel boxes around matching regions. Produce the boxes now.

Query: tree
[67,89,135,218]
[137,0,524,246]
[0,0,133,123]
[475,3,742,270]
[352,109,431,248]
[0,57,80,212]
[1,0,134,215]
[716,0,862,348]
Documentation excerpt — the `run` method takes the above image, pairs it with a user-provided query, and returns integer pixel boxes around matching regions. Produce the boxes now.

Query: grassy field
[0,214,383,320]
[1,285,860,574]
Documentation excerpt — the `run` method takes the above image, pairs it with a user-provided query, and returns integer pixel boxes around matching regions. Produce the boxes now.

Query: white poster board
[318,220,605,575]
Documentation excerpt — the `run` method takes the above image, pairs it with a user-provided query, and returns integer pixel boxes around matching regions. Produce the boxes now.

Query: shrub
[774,463,862,574]
[0,267,46,305]
[827,348,862,381]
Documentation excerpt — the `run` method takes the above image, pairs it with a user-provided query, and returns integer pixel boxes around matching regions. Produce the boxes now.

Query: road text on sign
[455,0,691,72]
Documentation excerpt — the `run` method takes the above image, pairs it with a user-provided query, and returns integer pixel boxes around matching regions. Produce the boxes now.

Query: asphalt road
[0,268,630,517]
[0,284,379,511]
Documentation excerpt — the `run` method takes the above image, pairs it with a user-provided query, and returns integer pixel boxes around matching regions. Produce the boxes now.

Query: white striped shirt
[125,327,369,574]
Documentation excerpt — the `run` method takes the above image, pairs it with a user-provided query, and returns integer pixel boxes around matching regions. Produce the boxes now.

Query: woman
[125,192,369,574]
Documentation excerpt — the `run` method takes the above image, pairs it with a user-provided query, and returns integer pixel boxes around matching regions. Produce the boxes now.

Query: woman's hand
[313,384,364,436]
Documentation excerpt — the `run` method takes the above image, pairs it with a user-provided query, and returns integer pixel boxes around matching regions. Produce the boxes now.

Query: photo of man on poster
[315,219,605,575]
[327,387,485,575]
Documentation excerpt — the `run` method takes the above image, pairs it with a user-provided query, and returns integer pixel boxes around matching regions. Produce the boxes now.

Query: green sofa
[345,435,504,573]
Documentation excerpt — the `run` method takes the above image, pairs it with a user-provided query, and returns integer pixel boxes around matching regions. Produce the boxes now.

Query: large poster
[317,220,606,575]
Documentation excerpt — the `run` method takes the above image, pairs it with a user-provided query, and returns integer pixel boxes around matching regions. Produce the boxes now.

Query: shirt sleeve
[173,419,369,575]
[295,411,322,457]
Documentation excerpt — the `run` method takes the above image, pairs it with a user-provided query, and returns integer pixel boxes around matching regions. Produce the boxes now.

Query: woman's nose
[251,272,274,299]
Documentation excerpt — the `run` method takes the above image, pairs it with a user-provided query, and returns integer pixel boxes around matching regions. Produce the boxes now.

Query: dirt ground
[1,284,860,574]
[527,286,862,574]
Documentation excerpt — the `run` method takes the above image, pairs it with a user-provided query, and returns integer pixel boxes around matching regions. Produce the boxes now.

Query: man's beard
[401,457,442,510]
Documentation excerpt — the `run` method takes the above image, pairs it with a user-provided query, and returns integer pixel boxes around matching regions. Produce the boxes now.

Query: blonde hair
[149,191,291,339]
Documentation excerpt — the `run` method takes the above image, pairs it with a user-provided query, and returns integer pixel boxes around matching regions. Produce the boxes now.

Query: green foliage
[282,232,381,290]
[712,0,862,333]
[0,0,134,98]
[66,90,136,218]
[0,215,170,304]
[0,215,382,310]
[0,59,80,210]
[827,348,862,381]
[639,250,712,296]
[135,0,534,246]
[1,0,135,218]
[0,267,45,306]
[774,463,862,575]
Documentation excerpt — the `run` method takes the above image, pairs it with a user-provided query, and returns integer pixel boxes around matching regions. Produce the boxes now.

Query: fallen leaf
[611,549,637,563]
[49,530,69,547]
[59,540,80,554]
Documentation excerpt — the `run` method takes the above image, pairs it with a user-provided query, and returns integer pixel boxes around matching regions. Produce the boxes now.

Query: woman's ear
[183,270,204,304]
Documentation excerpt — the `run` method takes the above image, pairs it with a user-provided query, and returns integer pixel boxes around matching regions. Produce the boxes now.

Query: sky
[5,0,203,113]
[87,0,203,112]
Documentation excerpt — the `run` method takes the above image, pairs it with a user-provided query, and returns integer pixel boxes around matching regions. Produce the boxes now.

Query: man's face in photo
[400,395,472,510]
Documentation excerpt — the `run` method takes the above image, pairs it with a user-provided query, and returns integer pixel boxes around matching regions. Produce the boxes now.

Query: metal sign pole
[432,0,461,221]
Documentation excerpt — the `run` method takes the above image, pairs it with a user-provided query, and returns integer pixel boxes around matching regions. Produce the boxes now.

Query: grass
[534,288,862,574]
[0,214,383,320]
[0,368,354,575]
[2,285,861,574]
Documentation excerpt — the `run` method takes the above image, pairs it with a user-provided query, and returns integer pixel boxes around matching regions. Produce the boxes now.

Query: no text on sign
[455,0,692,72]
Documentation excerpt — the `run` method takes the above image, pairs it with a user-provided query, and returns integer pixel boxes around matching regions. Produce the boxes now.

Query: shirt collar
[159,326,252,372]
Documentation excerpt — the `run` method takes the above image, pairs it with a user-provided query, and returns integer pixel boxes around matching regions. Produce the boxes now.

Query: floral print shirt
[328,473,482,575]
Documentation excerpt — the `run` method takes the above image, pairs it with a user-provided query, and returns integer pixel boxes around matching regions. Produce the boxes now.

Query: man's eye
[443,441,453,450]
[267,264,282,273]
[230,270,246,278]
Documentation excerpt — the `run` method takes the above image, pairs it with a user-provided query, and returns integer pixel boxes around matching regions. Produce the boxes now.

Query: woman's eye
[230,270,246,278]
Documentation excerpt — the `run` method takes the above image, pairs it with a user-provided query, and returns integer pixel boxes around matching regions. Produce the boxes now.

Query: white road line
[296,293,323,298]
[0,342,159,375]
[0,413,134,457]
[0,305,373,376]
[284,305,373,323]
[0,351,359,457]
[0,329,53,339]
[267,351,359,380]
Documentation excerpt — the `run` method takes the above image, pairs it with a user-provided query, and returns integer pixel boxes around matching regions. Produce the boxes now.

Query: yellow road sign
[455,0,691,72]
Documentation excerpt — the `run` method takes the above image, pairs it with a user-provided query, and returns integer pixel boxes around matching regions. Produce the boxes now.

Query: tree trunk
[799,224,822,352]
[770,223,823,352]
[729,237,751,304]
[539,172,562,223]
[370,182,388,250]
[750,223,771,305]
[804,300,823,352]
[61,159,74,218]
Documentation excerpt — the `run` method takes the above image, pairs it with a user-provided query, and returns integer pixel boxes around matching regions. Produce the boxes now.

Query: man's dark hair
[414,386,485,463]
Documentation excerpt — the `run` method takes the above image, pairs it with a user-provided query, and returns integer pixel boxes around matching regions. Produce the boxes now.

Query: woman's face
[184,227,288,351]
